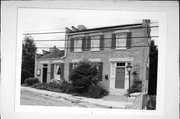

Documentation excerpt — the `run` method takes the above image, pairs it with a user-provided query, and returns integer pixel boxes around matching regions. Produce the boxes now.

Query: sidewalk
[21,86,132,109]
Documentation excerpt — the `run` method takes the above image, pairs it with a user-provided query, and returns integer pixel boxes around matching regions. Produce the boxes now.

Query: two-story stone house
[63,20,151,95]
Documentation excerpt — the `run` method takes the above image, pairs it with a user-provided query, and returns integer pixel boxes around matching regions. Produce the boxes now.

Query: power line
[36,45,158,49]
[23,26,159,35]
[33,36,158,42]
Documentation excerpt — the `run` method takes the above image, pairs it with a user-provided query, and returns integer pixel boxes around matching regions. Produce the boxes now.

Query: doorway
[42,64,48,83]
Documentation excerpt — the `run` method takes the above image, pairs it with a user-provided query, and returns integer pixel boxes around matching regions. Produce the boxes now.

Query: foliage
[31,60,108,98]
[24,77,40,86]
[21,35,37,84]
[147,95,156,110]
[148,40,158,95]
[32,82,62,92]
[69,60,99,94]
[60,80,74,93]
[86,84,109,98]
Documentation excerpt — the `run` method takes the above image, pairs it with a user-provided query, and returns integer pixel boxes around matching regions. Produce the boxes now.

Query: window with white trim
[91,35,100,51]
[116,33,127,49]
[74,37,82,52]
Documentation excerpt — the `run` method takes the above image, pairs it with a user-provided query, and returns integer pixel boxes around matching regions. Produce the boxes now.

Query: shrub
[69,60,99,94]
[128,80,142,94]
[32,83,48,90]
[60,80,74,93]
[147,95,156,110]
[86,84,109,98]
[24,77,40,86]
[32,82,62,92]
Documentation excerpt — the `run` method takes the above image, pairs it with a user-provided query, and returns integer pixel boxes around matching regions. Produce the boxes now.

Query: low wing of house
[35,46,65,83]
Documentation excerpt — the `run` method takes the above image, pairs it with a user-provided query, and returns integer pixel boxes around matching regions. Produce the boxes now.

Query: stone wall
[126,92,143,109]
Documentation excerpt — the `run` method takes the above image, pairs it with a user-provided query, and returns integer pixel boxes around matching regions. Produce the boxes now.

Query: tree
[21,35,37,84]
[69,60,99,93]
[148,40,158,95]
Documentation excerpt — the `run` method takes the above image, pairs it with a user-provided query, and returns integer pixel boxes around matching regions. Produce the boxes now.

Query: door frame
[110,62,129,91]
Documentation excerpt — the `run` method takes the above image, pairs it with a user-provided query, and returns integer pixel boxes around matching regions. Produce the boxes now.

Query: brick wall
[64,27,149,90]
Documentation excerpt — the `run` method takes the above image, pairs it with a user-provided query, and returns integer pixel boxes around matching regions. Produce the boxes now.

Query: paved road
[21,90,85,107]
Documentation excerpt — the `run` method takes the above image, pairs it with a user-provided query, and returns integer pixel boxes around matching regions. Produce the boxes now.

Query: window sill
[90,49,100,52]
[115,48,127,50]
[73,51,82,53]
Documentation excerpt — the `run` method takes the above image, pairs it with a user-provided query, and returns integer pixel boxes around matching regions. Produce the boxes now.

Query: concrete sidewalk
[21,86,132,109]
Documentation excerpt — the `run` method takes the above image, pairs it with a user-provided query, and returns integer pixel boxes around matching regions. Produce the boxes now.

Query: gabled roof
[37,50,65,59]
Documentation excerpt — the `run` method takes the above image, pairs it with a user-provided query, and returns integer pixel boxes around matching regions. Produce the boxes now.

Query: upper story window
[70,34,104,52]
[74,37,82,52]
[116,33,127,49]
[111,32,132,50]
[91,35,100,51]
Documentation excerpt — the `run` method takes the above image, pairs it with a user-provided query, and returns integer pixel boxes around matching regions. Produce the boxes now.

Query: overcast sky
[21,8,158,53]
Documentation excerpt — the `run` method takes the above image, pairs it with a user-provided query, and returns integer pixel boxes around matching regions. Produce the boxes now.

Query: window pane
[74,37,82,51]
[117,62,125,67]
[116,33,127,48]
[91,36,100,51]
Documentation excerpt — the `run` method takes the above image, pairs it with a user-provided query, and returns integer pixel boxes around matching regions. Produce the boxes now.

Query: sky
[21,8,159,53]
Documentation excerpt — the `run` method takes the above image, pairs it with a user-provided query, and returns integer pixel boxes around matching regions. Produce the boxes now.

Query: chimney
[143,19,151,38]
[49,46,59,52]
[71,26,79,32]
[143,19,151,27]
[78,25,87,30]
[65,27,73,33]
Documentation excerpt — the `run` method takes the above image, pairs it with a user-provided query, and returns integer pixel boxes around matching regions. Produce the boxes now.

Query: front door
[42,64,48,83]
[115,67,125,89]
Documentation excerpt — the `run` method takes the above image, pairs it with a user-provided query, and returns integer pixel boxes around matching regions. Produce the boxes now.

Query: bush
[147,95,156,110]
[24,77,40,86]
[86,84,109,98]
[128,80,142,94]
[32,83,48,90]
[60,80,74,93]
[69,60,99,94]
[32,82,62,92]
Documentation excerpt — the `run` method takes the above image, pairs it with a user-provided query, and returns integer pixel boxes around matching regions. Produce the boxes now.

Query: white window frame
[74,37,82,52]
[116,33,127,50]
[91,35,100,51]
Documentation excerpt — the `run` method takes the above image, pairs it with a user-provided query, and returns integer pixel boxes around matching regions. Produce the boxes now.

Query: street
[20,89,104,108]
[21,90,85,107]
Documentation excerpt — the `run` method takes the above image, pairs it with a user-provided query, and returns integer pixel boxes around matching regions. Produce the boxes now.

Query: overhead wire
[23,26,159,35]
[32,36,158,42]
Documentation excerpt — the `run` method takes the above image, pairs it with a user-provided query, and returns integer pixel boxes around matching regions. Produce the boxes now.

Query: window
[92,62,103,81]
[91,35,100,51]
[74,37,82,52]
[111,32,131,50]
[117,62,125,67]
[116,33,127,49]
